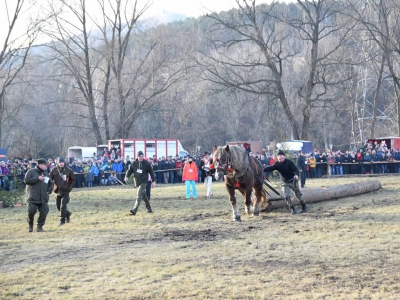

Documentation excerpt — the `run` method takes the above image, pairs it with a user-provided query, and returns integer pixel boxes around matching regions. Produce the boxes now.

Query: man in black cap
[124,151,156,215]
[49,156,77,226]
[263,150,307,214]
[24,158,54,232]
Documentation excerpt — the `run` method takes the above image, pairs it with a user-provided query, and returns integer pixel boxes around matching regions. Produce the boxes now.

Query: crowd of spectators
[3,140,398,192]
[251,139,400,178]
[0,147,218,191]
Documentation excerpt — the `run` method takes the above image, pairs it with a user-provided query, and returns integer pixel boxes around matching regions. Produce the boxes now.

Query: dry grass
[1,176,400,299]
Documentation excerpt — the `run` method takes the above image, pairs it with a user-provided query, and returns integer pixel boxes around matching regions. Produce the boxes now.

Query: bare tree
[0,0,42,146]
[347,0,400,137]
[202,0,301,139]
[42,0,104,144]
[284,0,356,140]
[94,0,151,139]
[113,27,188,138]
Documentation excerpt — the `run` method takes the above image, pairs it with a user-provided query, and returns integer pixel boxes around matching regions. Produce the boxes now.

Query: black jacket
[126,159,155,185]
[296,155,307,171]
[264,158,299,182]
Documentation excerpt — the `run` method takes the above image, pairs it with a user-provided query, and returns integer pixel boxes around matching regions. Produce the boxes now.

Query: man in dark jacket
[24,158,54,232]
[49,156,76,226]
[125,151,156,215]
[296,151,307,189]
[264,150,307,214]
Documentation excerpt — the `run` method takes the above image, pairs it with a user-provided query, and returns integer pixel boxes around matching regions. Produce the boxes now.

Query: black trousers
[27,202,49,226]
[56,192,70,222]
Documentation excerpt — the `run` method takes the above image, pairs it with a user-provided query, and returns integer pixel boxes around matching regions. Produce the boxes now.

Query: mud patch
[163,229,217,242]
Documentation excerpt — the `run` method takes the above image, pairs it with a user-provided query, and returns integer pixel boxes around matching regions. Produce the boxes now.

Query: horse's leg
[238,189,251,215]
[225,178,241,222]
[244,184,254,216]
[252,182,262,217]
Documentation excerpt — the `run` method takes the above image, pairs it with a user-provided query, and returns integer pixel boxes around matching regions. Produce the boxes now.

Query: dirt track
[1,178,399,299]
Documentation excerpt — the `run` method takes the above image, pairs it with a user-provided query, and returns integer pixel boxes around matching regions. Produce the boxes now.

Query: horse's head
[212,145,232,180]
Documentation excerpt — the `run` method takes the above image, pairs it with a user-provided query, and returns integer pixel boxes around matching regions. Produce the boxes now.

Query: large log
[261,180,382,211]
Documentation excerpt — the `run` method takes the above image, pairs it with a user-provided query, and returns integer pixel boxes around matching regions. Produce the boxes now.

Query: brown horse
[212,145,267,222]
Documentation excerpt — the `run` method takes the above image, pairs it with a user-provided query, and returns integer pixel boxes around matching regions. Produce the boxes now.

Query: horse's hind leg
[226,184,241,222]
[252,188,261,216]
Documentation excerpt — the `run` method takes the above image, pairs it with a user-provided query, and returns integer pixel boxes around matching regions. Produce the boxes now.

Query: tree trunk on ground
[261,180,382,211]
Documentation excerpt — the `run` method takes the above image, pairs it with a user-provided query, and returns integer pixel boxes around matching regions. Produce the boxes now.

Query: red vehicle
[108,139,189,160]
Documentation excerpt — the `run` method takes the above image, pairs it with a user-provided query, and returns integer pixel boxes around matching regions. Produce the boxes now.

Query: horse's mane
[218,145,249,178]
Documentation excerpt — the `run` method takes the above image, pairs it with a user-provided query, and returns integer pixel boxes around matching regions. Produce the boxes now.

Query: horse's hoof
[234,216,241,222]
[252,211,259,217]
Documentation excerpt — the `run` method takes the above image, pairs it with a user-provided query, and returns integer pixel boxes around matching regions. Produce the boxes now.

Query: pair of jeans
[330,165,335,175]
[335,165,343,175]
[185,180,197,199]
[300,170,306,187]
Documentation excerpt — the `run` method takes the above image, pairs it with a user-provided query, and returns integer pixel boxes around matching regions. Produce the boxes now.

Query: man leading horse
[263,150,307,214]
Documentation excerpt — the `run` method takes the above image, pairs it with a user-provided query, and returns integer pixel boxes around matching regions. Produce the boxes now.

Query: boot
[147,209,153,213]
[300,203,307,213]
[130,209,137,215]
[66,211,72,223]
[290,205,297,215]
[59,217,66,226]
[28,214,35,232]
[37,225,44,232]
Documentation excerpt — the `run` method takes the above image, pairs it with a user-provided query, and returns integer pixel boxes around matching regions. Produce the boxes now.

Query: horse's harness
[216,150,251,183]
[216,149,282,196]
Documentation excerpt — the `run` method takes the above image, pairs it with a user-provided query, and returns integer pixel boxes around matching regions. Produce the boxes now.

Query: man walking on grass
[125,151,156,215]
[25,158,54,232]
[49,156,76,226]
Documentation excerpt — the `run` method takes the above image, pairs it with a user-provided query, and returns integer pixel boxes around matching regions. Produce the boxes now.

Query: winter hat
[277,150,285,156]
[37,158,47,165]
[58,156,65,163]
[137,151,144,156]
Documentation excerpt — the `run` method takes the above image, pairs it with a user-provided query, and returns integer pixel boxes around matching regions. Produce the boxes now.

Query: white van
[67,146,98,160]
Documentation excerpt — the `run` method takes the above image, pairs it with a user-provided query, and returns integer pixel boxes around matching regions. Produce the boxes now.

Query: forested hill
[1,0,398,158]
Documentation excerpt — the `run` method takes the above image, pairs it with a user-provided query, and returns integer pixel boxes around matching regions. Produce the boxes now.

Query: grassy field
[0,176,399,299]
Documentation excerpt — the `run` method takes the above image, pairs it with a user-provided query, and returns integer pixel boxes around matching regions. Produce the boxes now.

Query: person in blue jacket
[91,162,100,186]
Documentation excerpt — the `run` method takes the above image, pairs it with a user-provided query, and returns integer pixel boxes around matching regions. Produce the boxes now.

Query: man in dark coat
[24,158,54,232]
[49,156,76,226]
[264,150,307,214]
[125,151,156,215]
[296,151,307,188]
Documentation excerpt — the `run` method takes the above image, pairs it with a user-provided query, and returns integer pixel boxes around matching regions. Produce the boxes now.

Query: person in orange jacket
[182,156,198,199]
